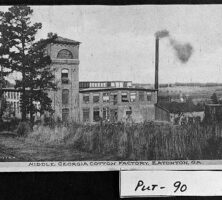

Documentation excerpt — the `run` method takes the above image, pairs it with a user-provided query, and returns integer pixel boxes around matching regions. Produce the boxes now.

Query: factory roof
[53,36,80,45]
[79,87,157,93]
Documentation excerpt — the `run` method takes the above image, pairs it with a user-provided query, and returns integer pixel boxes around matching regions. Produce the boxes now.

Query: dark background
[0,172,221,200]
[0,0,222,199]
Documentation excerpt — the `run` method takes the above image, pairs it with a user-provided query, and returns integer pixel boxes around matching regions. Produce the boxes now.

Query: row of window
[82,91,152,104]
[82,107,118,122]
[62,107,118,122]
[8,101,20,114]
[4,91,20,100]
[62,107,114,122]
[79,81,132,88]
[7,101,40,114]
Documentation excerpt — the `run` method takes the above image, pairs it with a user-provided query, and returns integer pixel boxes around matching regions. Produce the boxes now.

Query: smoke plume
[154,29,194,63]
[155,30,169,38]
[170,39,193,63]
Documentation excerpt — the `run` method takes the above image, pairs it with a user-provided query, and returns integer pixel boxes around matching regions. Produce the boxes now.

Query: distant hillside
[159,82,222,88]
[132,83,153,89]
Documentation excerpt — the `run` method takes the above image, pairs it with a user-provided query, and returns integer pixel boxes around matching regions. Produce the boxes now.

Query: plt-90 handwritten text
[120,171,222,197]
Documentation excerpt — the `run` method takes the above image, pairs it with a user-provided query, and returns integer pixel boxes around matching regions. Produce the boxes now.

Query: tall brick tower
[46,36,80,122]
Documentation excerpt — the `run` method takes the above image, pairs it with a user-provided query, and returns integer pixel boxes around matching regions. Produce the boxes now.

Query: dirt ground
[0,132,114,162]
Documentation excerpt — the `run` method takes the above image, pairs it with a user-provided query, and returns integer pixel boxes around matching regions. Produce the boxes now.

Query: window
[83,108,90,122]
[121,92,129,102]
[14,92,16,99]
[127,82,132,87]
[93,107,100,122]
[126,107,132,116]
[57,49,73,59]
[17,102,19,113]
[139,91,144,101]
[79,82,83,88]
[111,82,115,87]
[110,93,118,105]
[103,93,109,103]
[103,107,110,120]
[110,108,118,122]
[62,108,69,121]
[61,69,69,84]
[119,82,123,88]
[107,82,111,87]
[85,82,90,88]
[147,92,152,101]
[83,94,90,104]
[62,89,69,105]
[116,82,120,88]
[130,92,136,102]
[93,93,100,103]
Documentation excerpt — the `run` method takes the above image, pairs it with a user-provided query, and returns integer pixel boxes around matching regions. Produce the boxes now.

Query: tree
[0,10,15,121]
[1,6,42,121]
[211,93,218,104]
[0,97,7,121]
[21,34,58,123]
[0,6,57,122]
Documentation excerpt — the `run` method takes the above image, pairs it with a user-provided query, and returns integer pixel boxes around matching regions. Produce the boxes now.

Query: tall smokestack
[155,36,159,91]
[154,30,169,96]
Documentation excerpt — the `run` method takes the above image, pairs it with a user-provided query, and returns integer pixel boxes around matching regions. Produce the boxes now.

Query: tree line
[0,6,57,123]
[159,83,222,88]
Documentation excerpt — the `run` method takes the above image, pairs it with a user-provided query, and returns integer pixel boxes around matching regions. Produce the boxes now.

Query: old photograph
[0,5,222,169]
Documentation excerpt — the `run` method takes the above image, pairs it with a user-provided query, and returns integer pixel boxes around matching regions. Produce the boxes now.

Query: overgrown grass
[25,121,222,160]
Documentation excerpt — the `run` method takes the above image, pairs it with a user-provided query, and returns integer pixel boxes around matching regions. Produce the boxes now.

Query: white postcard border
[0,160,222,171]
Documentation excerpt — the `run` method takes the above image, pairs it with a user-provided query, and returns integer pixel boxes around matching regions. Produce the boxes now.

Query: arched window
[61,69,69,84]
[57,49,73,59]
[62,89,69,105]
[62,108,69,121]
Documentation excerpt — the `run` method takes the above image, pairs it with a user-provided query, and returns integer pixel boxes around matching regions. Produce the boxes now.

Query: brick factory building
[2,36,170,123]
[79,86,158,123]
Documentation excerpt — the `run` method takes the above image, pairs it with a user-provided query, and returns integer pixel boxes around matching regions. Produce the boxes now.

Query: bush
[16,122,31,137]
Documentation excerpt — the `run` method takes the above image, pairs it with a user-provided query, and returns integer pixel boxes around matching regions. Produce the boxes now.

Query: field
[0,121,222,161]
[0,132,114,162]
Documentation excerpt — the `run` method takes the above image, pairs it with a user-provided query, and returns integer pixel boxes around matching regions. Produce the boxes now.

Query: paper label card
[120,171,222,197]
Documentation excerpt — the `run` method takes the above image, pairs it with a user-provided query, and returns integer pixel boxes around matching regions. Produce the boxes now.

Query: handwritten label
[120,171,222,197]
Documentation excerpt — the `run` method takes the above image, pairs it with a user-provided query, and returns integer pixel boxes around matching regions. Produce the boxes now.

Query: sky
[2,5,222,84]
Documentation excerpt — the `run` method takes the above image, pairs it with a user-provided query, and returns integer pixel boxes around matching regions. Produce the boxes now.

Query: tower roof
[54,36,80,45]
